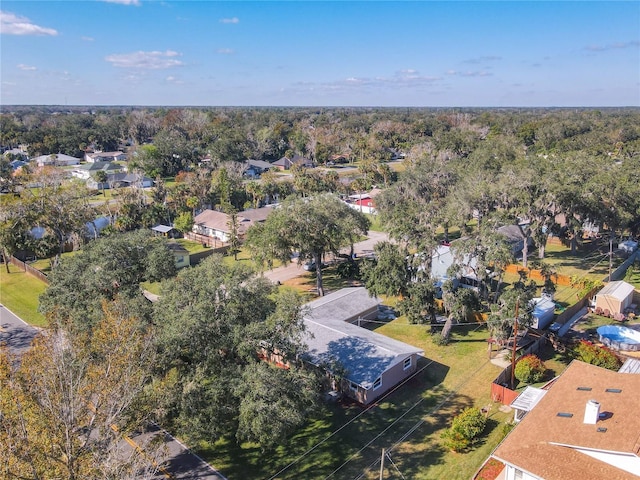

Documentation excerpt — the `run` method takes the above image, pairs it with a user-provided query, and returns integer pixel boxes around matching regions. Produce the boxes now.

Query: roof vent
[584,399,600,425]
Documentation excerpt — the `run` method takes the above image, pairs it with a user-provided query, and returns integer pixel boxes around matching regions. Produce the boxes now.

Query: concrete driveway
[261,230,390,284]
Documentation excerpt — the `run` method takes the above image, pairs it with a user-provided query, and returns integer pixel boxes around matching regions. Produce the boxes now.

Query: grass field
[197,314,518,480]
[0,267,48,327]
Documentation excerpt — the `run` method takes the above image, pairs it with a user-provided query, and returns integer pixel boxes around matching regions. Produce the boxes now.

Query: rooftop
[493,360,640,479]
[303,288,423,389]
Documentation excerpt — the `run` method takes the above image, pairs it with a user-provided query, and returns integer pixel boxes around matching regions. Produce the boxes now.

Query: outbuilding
[530,296,556,330]
[592,280,636,315]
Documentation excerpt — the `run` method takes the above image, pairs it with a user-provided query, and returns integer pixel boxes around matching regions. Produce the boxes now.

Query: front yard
[0,267,48,327]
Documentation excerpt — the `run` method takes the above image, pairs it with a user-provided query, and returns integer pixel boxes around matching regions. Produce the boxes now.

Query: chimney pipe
[584,399,600,424]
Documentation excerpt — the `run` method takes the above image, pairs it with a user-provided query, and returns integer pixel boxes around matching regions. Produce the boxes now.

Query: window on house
[514,468,523,480]
[403,357,412,370]
[373,377,382,391]
[349,382,358,393]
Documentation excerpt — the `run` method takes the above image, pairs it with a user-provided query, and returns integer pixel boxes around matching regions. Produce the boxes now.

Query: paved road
[0,303,224,480]
[0,304,40,356]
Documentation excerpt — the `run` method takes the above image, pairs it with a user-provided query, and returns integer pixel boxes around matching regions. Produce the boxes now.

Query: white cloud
[105,50,184,69]
[584,40,640,52]
[0,11,58,36]
[166,76,184,84]
[17,63,36,71]
[101,0,141,5]
[463,55,502,64]
[220,17,239,24]
[82,36,95,42]
[217,48,235,55]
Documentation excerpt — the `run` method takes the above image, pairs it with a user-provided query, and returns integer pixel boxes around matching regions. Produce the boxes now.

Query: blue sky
[1,1,639,107]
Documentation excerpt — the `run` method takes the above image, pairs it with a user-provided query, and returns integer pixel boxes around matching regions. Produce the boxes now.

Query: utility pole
[510,299,520,390]
[379,448,385,480]
[609,234,613,282]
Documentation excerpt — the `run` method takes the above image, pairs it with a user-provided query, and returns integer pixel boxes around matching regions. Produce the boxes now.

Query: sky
[1,1,639,107]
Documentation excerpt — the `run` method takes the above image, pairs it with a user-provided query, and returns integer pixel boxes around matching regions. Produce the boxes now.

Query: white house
[492,360,640,480]
[32,153,81,167]
[71,161,123,180]
[85,151,126,163]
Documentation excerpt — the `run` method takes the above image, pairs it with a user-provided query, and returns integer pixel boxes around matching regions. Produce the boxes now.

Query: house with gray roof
[33,153,81,167]
[302,287,423,405]
[71,161,123,180]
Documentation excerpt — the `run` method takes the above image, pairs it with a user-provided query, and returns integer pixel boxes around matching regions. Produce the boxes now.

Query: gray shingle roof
[302,288,423,389]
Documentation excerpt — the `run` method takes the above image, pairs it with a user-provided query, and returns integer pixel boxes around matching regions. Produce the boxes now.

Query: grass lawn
[543,240,622,281]
[197,318,515,480]
[0,267,48,327]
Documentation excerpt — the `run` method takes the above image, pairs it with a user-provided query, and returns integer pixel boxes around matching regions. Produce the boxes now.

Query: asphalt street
[0,303,40,356]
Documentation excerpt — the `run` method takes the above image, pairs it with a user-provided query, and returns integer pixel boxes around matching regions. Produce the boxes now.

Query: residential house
[273,154,313,171]
[346,188,382,215]
[3,148,29,161]
[302,287,423,405]
[32,153,81,167]
[492,360,640,480]
[243,159,274,178]
[85,151,126,163]
[167,242,190,269]
[592,280,636,316]
[190,206,275,244]
[87,172,153,190]
[71,161,123,180]
[497,224,534,257]
[430,243,482,295]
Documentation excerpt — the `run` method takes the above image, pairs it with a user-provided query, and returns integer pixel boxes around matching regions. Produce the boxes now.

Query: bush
[514,354,546,384]
[336,260,359,279]
[573,340,621,371]
[432,332,450,346]
[441,407,487,452]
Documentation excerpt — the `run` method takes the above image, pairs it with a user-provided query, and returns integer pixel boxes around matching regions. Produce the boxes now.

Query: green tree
[514,354,546,384]
[360,241,410,298]
[440,285,481,341]
[153,256,318,449]
[39,230,175,330]
[246,193,370,296]
[94,169,108,196]
[173,211,193,234]
[441,407,487,453]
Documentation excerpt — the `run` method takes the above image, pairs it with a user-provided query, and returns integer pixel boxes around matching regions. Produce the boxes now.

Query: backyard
[199,321,514,480]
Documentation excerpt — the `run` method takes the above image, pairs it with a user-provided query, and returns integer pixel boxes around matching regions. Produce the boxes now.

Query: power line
[267,358,437,480]
[354,357,492,480]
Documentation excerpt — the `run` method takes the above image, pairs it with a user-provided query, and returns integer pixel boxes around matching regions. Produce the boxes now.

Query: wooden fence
[504,264,573,286]
[491,334,546,405]
[184,232,227,249]
[8,256,50,284]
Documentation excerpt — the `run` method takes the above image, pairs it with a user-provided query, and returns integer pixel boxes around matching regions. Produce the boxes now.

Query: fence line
[8,256,50,284]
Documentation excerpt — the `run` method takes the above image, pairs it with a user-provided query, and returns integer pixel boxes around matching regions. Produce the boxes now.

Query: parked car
[303,261,326,271]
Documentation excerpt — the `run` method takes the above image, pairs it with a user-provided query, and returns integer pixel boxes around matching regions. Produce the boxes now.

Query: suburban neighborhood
[1,105,639,480]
